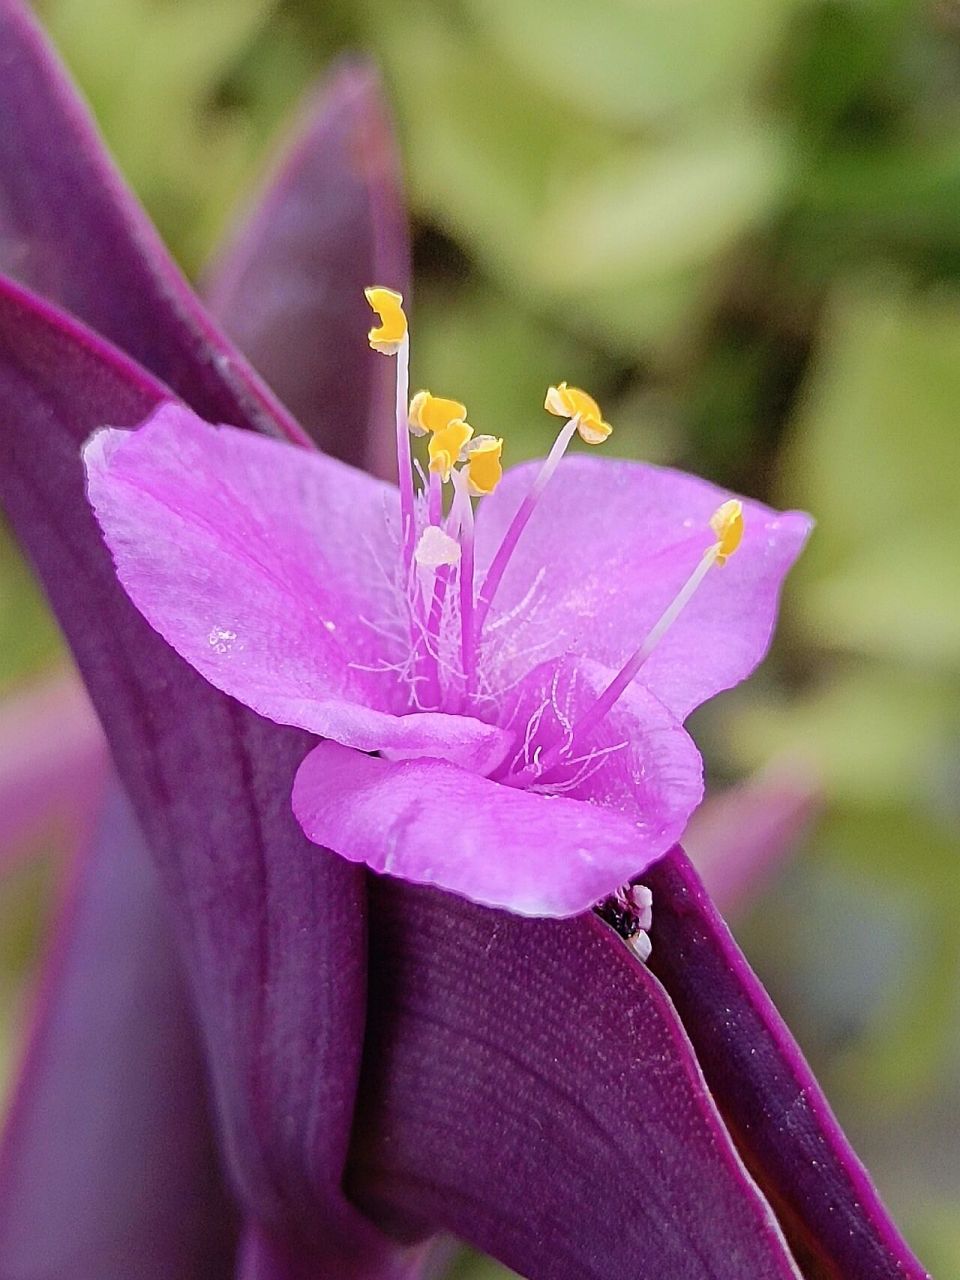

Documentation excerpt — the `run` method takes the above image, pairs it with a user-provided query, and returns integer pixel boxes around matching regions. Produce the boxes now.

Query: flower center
[364,286,744,759]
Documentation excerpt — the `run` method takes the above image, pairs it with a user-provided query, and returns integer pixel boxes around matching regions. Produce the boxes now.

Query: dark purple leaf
[348,880,804,1280]
[0,670,107,867]
[0,0,306,442]
[0,782,237,1279]
[0,14,410,1265]
[646,848,932,1280]
[235,1222,431,1280]
[0,275,392,1269]
[205,61,410,478]
[683,763,821,914]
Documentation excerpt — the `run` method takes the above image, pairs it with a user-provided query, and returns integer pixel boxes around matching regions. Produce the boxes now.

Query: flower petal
[348,881,803,1279]
[476,456,811,719]
[646,848,932,1280]
[205,61,410,480]
[84,404,511,774]
[293,710,695,916]
[0,784,237,1279]
[0,0,306,444]
[497,655,703,831]
[0,275,398,1266]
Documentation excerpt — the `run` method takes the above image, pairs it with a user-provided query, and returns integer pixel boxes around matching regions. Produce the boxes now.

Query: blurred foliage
[2,0,958,1272]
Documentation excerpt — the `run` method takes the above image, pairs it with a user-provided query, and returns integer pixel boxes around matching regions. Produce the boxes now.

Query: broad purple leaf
[0,0,306,443]
[683,761,821,913]
[0,275,392,1270]
[646,848,932,1280]
[0,12,410,1263]
[0,782,236,1279]
[348,880,803,1280]
[205,61,410,479]
[0,669,107,868]
[235,1222,430,1280]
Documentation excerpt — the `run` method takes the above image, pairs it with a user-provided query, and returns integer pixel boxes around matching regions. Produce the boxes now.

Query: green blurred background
[2,0,959,1273]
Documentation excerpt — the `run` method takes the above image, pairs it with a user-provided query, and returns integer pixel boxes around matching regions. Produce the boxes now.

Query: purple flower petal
[0,0,307,443]
[291,653,702,914]
[84,404,511,774]
[294,734,690,916]
[476,457,811,719]
[0,783,237,1279]
[497,654,704,820]
[348,881,803,1280]
[0,275,398,1267]
[646,848,932,1280]
[205,61,410,480]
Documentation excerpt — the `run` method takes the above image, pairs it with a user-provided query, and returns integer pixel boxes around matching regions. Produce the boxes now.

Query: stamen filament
[564,544,718,748]
[475,414,580,634]
[452,470,478,696]
[428,469,443,526]
[418,500,462,705]
[395,333,415,572]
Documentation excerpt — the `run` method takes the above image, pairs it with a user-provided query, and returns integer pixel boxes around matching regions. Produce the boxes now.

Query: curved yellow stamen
[544,381,612,445]
[408,390,468,437]
[365,285,407,354]
[710,499,744,566]
[464,436,503,496]
[428,420,474,481]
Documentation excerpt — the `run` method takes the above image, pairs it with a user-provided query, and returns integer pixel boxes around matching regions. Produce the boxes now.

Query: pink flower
[84,291,810,919]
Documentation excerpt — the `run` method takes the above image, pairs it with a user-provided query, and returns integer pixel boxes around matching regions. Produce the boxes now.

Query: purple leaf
[348,880,804,1280]
[683,759,822,913]
[0,274,391,1269]
[0,0,306,443]
[204,62,410,478]
[235,1222,431,1280]
[646,848,932,1280]
[0,670,107,868]
[0,14,409,1263]
[0,782,237,1279]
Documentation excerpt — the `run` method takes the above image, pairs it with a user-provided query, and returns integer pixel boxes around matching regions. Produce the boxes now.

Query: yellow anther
[408,390,468,437]
[544,382,612,445]
[428,420,474,481]
[465,435,504,496]
[364,285,407,354]
[710,499,744,566]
